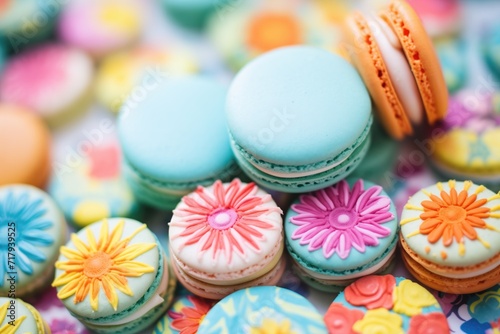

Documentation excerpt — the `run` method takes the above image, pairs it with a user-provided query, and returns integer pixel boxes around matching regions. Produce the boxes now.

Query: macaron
[0,105,51,188]
[161,0,228,30]
[197,286,327,333]
[460,284,500,333]
[0,298,50,333]
[343,0,448,139]
[400,180,500,294]
[49,142,140,229]
[430,90,500,190]
[57,0,142,58]
[435,37,467,93]
[95,46,199,113]
[285,179,398,292]
[52,218,176,333]
[0,185,67,298]
[325,274,449,333]
[152,294,215,334]
[0,43,94,127]
[169,179,285,300]
[118,75,240,210]
[0,0,60,51]
[482,21,500,80]
[227,45,372,193]
[406,0,462,37]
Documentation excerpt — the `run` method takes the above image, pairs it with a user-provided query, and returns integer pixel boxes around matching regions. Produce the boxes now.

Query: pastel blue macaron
[435,37,467,93]
[483,22,500,79]
[284,178,398,292]
[227,46,372,193]
[197,286,327,333]
[162,0,229,30]
[118,75,240,210]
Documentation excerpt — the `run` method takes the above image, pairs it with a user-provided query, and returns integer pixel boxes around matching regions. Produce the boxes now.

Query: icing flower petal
[290,180,394,259]
[408,312,450,334]
[353,309,404,334]
[393,279,438,316]
[324,303,364,334]
[344,275,396,310]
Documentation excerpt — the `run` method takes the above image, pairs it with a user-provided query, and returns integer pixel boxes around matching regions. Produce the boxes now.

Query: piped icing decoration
[170,179,282,263]
[0,190,54,285]
[290,179,394,259]
[403,180,500,255]
[167,295,214,334]
[52,219,156,311]
[246,12,303,53]
[250,319,297,334]
[408,313,450,334]
[393,279,438,317]
[352,309,404,334]
[0,300,26,333]
[88,145,120,179]
[324,303,363,334]
[344,275,396,310]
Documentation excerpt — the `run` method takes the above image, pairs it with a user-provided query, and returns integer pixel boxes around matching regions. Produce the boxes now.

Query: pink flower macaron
[169,179,285,300]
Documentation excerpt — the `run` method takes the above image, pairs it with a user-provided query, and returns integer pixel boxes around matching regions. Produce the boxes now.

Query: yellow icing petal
[106,220,125,253]
[71,233,90,255]
[52,271,82,286]
[102,277,119,311]
[86,227,98,252]
[57,279,81,299]
[448,180,456,189]
[113,243,156,262]
[0,301,8,323]
[90,280,100,311]
[393,280,438,316]
[59,246,85,260]
[98,219,109,251]
[437,182,444,191]
[353,309,404,334]
[464,181,473,191]
[400,216,420,226]
[0,315,26,334]
[475,185,486,194]
[404,204,423,211]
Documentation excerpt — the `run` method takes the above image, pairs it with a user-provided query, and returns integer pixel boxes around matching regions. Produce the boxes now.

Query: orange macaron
[0,105,51,188]
[342,0,448,139]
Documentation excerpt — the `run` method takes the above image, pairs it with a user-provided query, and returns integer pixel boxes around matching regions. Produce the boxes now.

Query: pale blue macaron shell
[227,46,372,167]
[118,76,237,208]
[285,179,398,276]
[198,286,327,333]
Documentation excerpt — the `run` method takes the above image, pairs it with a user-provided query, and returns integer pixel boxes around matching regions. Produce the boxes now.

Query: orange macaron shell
[381,0,448,125]
[342,12,412,140]
[0,105,51,188]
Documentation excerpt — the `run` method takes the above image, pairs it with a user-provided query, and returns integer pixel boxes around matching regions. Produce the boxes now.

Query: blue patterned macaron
[197,286,326,333]
[0,185,67,297]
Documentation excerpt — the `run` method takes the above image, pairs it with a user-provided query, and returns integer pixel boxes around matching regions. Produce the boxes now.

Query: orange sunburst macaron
[342,0,448,139]
[399,180,500,294]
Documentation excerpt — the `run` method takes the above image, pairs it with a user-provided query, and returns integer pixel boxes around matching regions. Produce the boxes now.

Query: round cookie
[0,105,51,188]
[400,180,500,294]
[52,218,176,334]
[57,0,142,58]
[343,0,448,139]
[95,46,198,113]
[325,275,449,333]
[430,91,500,190]
[169,179,285,300]
[152,294,215,334]
[49,143,140,229]
[483,22,500,80]
[0,298,50,333]
[285,179,399,292]
[227,45,372,192]
[0,44,94,127]
[118,75,240,210]
[0,185,67,298]
[197,286,327,333]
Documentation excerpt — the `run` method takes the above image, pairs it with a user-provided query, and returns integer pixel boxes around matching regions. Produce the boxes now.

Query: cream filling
[367,15,424,125]
[172,242,284,286]
[85,257,170,327]
[299,247,396,281]
[428,258,500,279]
[249,154,350,178]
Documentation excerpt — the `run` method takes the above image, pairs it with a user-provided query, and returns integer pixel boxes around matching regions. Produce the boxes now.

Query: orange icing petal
[466,216,488,227]
[421,200,441,210]
[457,190,468,206]
[420,218,442,233]
[427,223,447,243]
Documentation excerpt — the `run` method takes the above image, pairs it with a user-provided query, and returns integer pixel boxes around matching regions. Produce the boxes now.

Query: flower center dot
[208,208,238,230]
[329,208,358,230]
[83,251,112,278]
[439,206,467,224]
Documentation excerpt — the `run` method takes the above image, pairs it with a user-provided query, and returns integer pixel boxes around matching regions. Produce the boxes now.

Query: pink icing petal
[309,229,331,251]
[323,231,341,258]
[346,180,364,209]
[317,188,335,209]
[295,225,326,244]
[348,229,366,253]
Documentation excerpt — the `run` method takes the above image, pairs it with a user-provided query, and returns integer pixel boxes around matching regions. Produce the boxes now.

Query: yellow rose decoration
[353,309,404,334]
[250,319,297,334]
[393,279,438,316]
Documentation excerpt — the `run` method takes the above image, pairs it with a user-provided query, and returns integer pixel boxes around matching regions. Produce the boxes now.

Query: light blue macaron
[162,0,229,30]
[483,22,500,80]
[118,75,240,210]
[197,286,327,333]
[227,45,373,193]
[284,178,398,292]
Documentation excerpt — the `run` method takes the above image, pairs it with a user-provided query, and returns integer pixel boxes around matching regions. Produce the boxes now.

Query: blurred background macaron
[0,185,67,298]
[197,286,327,333]
[118,75,240,210]
[161,0,230,30]
[0,298,50,333]
[400,180,500,294]
[227,45,372,193]
[52,218,176,333]
[57,0,143,58]
[285,179,398,292]
[406,0,462,38]
[0,105,51,188]
[169,179,285,300]
[0,43,94,127]
[49,142,140,229]
[435,37,467,93]
[482,21,500,80]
